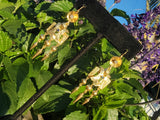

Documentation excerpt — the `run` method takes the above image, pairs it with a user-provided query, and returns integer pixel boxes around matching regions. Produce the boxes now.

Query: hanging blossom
[124,5,160,84]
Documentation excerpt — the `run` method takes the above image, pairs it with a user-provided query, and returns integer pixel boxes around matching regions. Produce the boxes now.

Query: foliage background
[0,0,156,119]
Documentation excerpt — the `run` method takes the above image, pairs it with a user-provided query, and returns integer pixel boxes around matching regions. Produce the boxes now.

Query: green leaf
[2,56,11,68]
[5,49,23,58]
[112,80,134,95]
[2,19,22,35]
[123,70,143,79]
[22,36,30,53]
[0,80,17,115]
[4,57,29,86]
[58,42,71,66]
[37,12,53,27]
[40,60,50,71]
[101,38,119,59]
[17,77,36,109]
[33,85,71,114]
[76,23,96,37]
[30,30,45,46]
[125,79,148,101]
[48,0,73,13]
[105,100,126,109]
[0,19,5,25]
[67,65,79,75]
[23,22,37,31]
[34,1,51,13]
[105,109,118,120]
[0,31,12,52]
[75,53,92,71]
[128,106,137,118]
[0,10,14,19]
[113,80,141,103]
[63,110,88,120]
[32,70,53,102]
[70,86,86,102]
[93,106,108,120]
[12,0,26,13]
[110,8,130,24]
[34,70,53,89]
[0,0,14,10]
[101,38,109,59]
[107,90,132,101]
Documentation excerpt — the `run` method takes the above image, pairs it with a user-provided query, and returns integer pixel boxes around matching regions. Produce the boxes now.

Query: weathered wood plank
[75,0,143,60]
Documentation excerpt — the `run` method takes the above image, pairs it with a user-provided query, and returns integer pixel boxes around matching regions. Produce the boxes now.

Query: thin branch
[10,33,103,120]
[125,98,160,106]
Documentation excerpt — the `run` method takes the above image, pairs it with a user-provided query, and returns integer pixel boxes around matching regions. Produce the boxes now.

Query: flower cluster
[124,5,160,83]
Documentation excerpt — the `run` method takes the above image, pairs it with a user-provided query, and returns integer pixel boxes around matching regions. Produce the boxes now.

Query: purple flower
[126,5,160,84]
[78,20,84,25]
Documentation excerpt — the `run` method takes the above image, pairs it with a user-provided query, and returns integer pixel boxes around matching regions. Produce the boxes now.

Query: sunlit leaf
[0,31,12,52]
[2,19,22,35]
[12,0,26,13]
[123,70,142,79]
[0,80,17,115]
[110,8,130,24]
[93,106,108,120]
[63,110,88,120]
[4,57,29,85]
[17,77,36,109]
[105,100,126,109]
[106,109,118,120]
[48,0,73,13]
[67,65,79,75]
[35,1,51,13]
[23,22,37,31]
[37,12,53,27]
[125,78,148,101]
[76,23,96,37]
[58,42,71,66]
[0,10,14,19]
[0,0,14,10]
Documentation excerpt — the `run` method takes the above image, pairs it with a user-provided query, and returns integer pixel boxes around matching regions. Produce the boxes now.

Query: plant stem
[125,98,160,106]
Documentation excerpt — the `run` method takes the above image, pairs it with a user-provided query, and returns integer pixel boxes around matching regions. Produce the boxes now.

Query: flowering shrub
[124,5,160,85]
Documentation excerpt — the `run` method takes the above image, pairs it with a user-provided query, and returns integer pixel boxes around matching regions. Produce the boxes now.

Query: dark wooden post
[75,0,143,60]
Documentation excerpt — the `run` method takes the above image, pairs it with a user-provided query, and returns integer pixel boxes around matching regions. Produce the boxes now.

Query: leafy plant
[0,0,150,119]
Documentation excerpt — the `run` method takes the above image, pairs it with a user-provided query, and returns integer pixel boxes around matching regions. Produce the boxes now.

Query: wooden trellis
[1,0,142,120]
[75,0,142,60]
